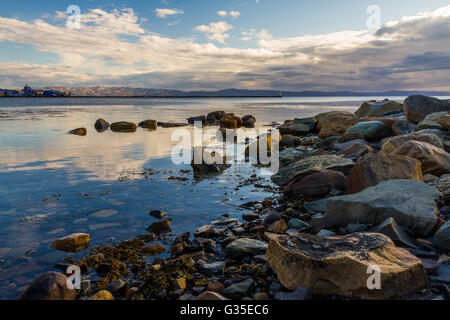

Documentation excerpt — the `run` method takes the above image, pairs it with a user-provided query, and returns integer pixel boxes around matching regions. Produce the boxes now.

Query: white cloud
[194,21,233,43]
[155,8,184,18]
[230,11,240,18]
[217,11,227,17]
[217,11,240,18]
[241,29,272,41]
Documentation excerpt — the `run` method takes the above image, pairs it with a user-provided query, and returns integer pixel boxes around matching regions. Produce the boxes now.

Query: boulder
[242,115,256,128]
[403,95,450,123]
[324,180,440,236]
[428,174,450,198]
[280,135,303,148]
[147,218,172,234]
[314,111,358,139]
[382,132,445,153]
[370,217,417,249]
[225,238,268,260]
[68,128,87,136]
[94,118,110,132]
[278,117,317,136]
[51,233,90,252]
[435,221,450,251]
[220,114,242,129]
[206,111,226,123]
[279,147,328,168]
[355,100,403,117]
[345,152,423,194]
[138,119,157,130]
[19,272,77,300]
[392,120,415,136]
[345,121,388,141]
[265,233,428,299]
[393,140,450,176]
[416,111,450,131]
[285,170,346,197]
[110,121,137,132]
[337,141,372,158]
[271,155,354,186]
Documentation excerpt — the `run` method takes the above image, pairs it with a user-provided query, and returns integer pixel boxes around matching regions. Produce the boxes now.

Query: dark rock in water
[275,287,312,300]
[51,233,90,253]
[149,210,166,219]
[199,261,225,275]
[323,180,440,237]
[403,95,450,123]
[157,122,189,128]
[225,238,268,260]
[110,121,137,133]
[206,111,226,123]
[187,115,206,124]
[147,217,172,234]
[392,120,415,136]
[285,170,346,197]
[435,221,450,251]
[370,217,417,249]
[220,114,243,129]
[266,233,428,300]
[19,272,76,300]
[242,115,256,128]
[278,117,316,136]
[94,118,110,132]
[191,147,230,178]
[345,152,423,194]
[68,128,87,136]
[138,119,157,130]
[106,279,127,293]
[345,121,388,141]
[195,225,215,238]
[242,212,259,222]
[221,278,254,300]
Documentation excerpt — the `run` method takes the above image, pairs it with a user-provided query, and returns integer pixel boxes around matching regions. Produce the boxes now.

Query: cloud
[217,11,227,17]
[0,6,449,91]
[155,8,184,18]
[194,21,233,43]
[217,11,240,18]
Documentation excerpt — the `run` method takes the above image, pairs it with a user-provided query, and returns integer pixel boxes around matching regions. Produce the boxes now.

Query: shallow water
[0,96,411,299]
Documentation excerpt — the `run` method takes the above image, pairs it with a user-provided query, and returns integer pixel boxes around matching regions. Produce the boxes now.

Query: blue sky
[0,0,449,91]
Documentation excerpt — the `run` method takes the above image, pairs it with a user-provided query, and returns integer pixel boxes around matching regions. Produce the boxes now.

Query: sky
[0,0,449,91]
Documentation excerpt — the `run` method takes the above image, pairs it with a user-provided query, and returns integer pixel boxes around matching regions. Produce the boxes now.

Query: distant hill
[40,86,450,97]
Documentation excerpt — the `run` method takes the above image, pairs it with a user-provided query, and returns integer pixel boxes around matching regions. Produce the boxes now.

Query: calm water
[0,96,421,299]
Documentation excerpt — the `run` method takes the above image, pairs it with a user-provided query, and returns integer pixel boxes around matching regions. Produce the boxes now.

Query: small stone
[68,128,87,136]
[222,278,254,300]
[124,287,139,299]
[347,223,367,234]
[199,261,225,276]
[110,121,137,133]
[195,225,215,238]
[149,210,166,219]
[253,292,270,300]
[138,119,157,130]
[243,212,259,222]
[267,220,288,234]
[192,286,205,295]
[288,218,311,231]
[316,230,336,237]
[275,287,312,300]
[94,118,110,132]
[106,279,126,293]
[90,290,115,300]
[225,238,268,260]
[196,291,228,300]
[147,218,172,234]
[175,278,187,290]
[207,281,225,293]
[420,258,441,274]
[51,233,90,253]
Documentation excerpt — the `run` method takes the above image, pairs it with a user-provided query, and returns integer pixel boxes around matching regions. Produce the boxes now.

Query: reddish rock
[285,170,346,197]
[19,272,76,300]
[346,152,423,194]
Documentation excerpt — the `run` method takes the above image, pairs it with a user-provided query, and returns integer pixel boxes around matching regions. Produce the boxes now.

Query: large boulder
[314,111,358,139]
[285,170,346,197]
[110,121,137,132]
[271,155,354,186]
[51,233,90,252]
[435,221,450,251]
[19,272,76,300]
[138,119,157,130]
[403,95,450,123]
[94,118,110,132]
[392,120,415,136]
[382,132,445,153]
[393,140,450,176]
[278,117,317,136]
[323,180,440,236]
[345,121,389,141]
[265,233,427,300]
[225,238,268,260]
[355,100,403,117]
[416,111,450,131]
[345,152,423,194]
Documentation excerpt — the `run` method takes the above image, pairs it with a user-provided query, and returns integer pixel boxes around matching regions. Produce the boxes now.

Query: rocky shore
[22,95,450,301]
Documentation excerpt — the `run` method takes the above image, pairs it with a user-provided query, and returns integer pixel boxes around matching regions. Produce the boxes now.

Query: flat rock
[51,233,90,253]
[355,100,403,118]
[225,238,268,260]
[221,278,254,300]
[345,121,388,141]
[323,180,440,236]
[393,140,450,176]
[138,119,157,130]
[19,272,76,300]
[271,155,354,186]
[279,147,328,168]
[403,95,450,123]
[345,152,423,194]
[157,122,188,128]
[266,233,428,299]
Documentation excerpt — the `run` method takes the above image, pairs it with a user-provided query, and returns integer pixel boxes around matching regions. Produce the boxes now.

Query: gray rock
[428,264,450,285]
[278,117,317,135]
[316,229,337,237]
[403,95,450,123]
[271,155,354,186]
[211,218,239,227]
[225,238,268,260]
[435,222,450,251]
[428,174,450,198]
[370,217,418,249]
[323,180,441,236]
[106,279,126,293]
[304,199,327,214]
[279,147,328,168]
[274,287,312,300]
[199,261,225,276]
[222,279,254,300]
[347,223,367,234]
[288,218,311,231]
[355,100,403,118]
[345,121,388,141]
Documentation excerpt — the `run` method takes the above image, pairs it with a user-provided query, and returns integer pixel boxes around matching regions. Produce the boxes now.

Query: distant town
[0,85,71,97]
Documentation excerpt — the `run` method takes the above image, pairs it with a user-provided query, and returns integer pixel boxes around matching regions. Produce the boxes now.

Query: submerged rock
[110,121,137,133]
[266,233,428,300]
[51,233,90,252]
[147,218,172,234]
[138,119,158,130]
[355,100,403,118]
[403,95,450,123]
[345,152,423,194]
[271,154,354,186]
[191,147,230,178]
[68,128,87,136]
[19,272,76,300]
[324,180,441,236]
[94,118,110,132]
